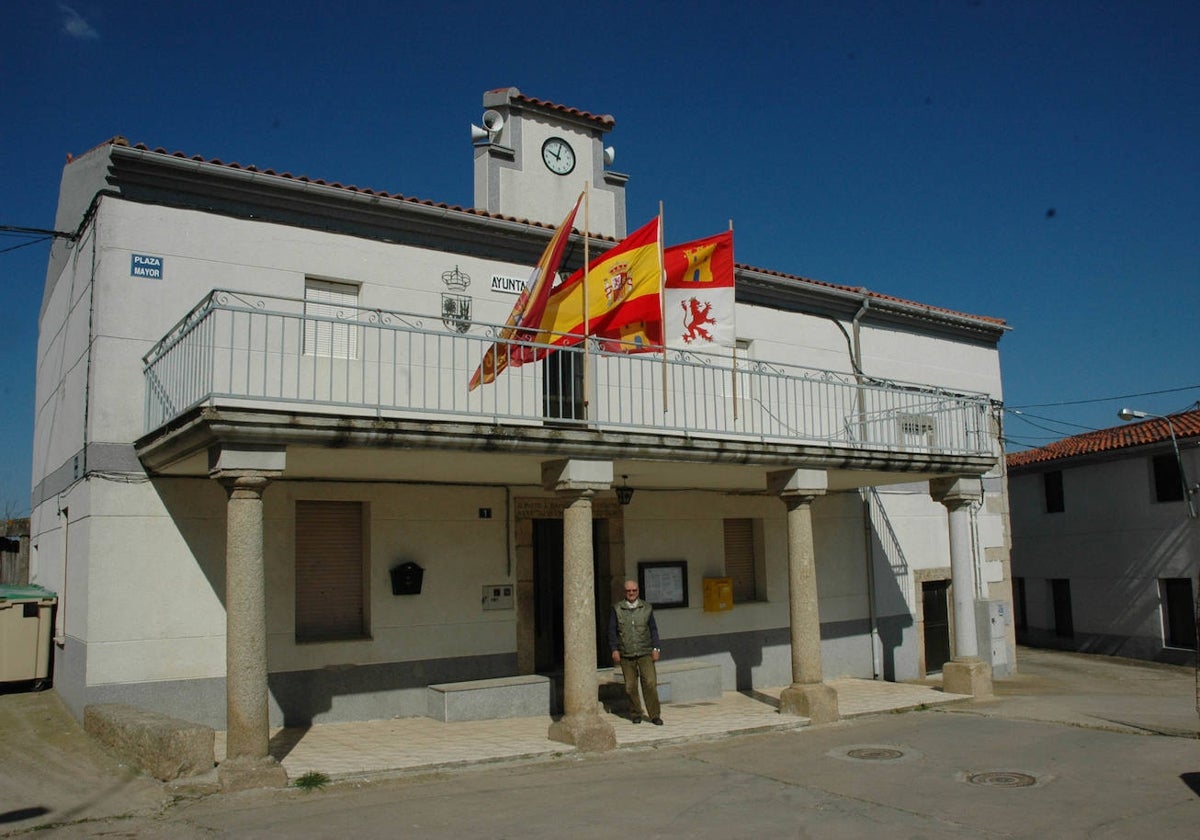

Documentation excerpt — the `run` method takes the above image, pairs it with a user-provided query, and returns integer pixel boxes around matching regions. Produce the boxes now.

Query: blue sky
[2,1,1197,515]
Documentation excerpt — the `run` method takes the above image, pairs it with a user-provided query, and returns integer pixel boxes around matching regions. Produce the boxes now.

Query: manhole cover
[967,771,1037,788]
[827,744,920,763]
[847,747,906,761]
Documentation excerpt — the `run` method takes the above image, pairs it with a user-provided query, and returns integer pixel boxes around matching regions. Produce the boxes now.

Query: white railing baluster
[141,290,994,457]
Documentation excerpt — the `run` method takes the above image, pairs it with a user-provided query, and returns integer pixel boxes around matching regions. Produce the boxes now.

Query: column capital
[769,469,827,506]
[542,459,613,494]
[929,476,983,509]
[215,473,278,498]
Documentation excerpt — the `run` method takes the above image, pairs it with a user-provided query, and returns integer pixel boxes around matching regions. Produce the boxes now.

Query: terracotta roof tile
[486,86,615,128]
[1007,409,1200,469]
[72,138,1006,328]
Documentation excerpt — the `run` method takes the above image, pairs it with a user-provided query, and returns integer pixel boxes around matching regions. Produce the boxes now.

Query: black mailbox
[390,561,424,595]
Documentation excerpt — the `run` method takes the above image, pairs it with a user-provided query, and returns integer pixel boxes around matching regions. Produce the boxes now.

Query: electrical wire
[1010,384,1200,409]
[0,235,52,255]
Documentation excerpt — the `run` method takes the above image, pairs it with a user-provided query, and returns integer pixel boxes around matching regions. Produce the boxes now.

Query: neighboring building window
[723,518,761,603]
[1160,578,1196,650]
[295,500,367,642]
[1051,578,1073,638]
[304,279,360,359]
[1152,454,1184,503]
[1043,470,1064,513]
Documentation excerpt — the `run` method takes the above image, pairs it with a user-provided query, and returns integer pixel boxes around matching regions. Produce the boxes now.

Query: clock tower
[472,87,628,239]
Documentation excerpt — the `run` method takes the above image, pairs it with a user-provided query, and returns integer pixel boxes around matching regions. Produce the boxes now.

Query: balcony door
[543,351,584,421]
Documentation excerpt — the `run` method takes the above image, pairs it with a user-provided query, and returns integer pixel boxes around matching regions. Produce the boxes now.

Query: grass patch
[293,771,331,792]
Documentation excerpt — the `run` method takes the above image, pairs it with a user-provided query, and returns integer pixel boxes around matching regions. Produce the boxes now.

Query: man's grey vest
[613,600,654,657]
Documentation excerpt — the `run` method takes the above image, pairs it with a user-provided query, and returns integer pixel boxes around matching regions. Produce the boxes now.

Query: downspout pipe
[850,297,881,679]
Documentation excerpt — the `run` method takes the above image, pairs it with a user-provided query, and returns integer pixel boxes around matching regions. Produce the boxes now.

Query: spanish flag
[525,216,664,353]
[663,230,735,348]
[469,194,583,390]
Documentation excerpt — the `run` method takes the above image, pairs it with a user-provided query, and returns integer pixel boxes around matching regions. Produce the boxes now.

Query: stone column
[543,460,616,752]
[770,469,839,723]
[930,476,993,698]
[211,446,287,790]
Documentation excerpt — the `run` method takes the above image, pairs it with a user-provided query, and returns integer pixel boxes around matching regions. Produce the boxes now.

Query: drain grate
[847,747,906,761]
[967,771,1037,788]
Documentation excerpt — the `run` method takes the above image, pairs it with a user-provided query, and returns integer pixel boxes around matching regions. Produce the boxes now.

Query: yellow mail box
[703,577,733,612]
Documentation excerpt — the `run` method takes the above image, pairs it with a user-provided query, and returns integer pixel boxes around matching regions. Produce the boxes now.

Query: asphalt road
[3,648,1198,838]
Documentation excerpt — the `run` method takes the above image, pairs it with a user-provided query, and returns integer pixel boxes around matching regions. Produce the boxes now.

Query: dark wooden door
[922,580,951,673]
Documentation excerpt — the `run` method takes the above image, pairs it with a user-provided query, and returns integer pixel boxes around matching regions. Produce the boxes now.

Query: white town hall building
[29,87,1013,786]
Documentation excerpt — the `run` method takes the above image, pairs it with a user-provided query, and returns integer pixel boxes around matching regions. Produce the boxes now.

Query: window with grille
[295,500,367,642]
[304,279,359,359]
[723,518,761,603]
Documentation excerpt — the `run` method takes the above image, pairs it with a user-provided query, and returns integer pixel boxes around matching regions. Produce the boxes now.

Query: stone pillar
[211,446,287,790]
[770,469,839,723]
[543,460,616,752]
[931,476,993,699]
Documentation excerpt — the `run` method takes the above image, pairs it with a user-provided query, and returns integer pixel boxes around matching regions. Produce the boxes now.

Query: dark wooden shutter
[295,500,365,641]
[723,518,756,603]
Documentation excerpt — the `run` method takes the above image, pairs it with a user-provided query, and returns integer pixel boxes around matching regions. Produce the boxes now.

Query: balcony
[141,290,995,472]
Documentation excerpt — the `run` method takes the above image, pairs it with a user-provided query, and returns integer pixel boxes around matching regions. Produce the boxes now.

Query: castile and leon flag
[663,230,735,349]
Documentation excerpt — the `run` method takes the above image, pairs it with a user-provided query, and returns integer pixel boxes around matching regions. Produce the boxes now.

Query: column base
[779,682,840,724]
[548,713,617,752]
[218,756,288,792]
[942,657,994,699]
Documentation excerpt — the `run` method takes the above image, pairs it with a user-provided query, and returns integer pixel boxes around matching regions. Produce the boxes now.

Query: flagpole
[659,202,668,415]
[582,183,591,417]
[729,217,738,423]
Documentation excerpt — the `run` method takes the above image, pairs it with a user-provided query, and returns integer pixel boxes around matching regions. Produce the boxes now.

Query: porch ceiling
[135,406,995,493]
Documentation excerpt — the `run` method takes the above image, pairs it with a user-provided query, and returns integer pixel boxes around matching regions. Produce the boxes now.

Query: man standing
[609,580,662,725]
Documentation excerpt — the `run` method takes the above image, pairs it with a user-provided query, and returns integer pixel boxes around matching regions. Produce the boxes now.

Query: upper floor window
[1043,470,1064,513]
[304,278,360,359]
[1152,454,1184,503]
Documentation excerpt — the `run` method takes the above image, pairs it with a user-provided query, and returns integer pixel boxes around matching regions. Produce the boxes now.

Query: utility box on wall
[482,584,513,610]
[703,577,733,612]
[975,598,1012,678]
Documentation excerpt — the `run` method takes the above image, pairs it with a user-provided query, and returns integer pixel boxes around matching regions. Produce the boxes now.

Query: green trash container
[0,584,57,690]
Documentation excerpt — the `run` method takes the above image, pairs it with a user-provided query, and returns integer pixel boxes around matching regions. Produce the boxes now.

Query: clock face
[541,137,575,175]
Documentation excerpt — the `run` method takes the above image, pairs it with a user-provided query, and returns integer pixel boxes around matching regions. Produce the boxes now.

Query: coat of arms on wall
[441,265,472,333]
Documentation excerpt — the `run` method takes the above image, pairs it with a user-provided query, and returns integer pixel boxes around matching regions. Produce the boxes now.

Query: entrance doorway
[532,518,612,673]
[922,580,951,673]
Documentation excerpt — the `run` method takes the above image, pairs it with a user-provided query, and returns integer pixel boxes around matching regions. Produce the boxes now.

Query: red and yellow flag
[469,194,583,390]
[663,230,735,348]
[525,217,663,353]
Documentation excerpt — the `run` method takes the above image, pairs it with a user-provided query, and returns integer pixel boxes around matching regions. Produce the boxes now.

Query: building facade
[1008,409,1200,663]
[31,88,1013,780]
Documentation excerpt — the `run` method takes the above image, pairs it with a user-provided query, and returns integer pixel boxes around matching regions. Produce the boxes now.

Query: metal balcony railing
[143,290,994,457]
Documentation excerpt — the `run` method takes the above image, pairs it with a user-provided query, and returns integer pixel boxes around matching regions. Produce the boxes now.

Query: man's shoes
[631,715,642,724]
[651,717,664,726]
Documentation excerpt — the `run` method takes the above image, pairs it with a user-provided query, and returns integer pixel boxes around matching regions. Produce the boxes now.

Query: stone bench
[427,674,552,722]
[599,659,723,707]
[83,703,215,781]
